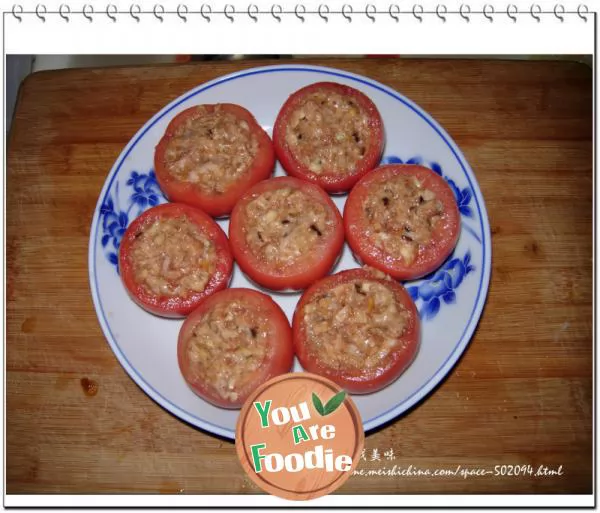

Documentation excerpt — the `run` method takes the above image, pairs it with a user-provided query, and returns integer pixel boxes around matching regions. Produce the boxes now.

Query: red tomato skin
[292,268,420,395]
[154,104,276,218]
[229,176,345,291]
[118,203,233,318]
[177,288,294,409]
[272,82,384,194]
[344,164,461,281]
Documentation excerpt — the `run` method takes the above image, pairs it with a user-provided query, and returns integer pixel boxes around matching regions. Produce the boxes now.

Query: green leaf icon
[312,391,347,416]
[323,391,347,415]
[312,392,325,416]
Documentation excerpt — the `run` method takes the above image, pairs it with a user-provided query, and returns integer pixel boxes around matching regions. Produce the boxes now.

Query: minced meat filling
[363,176,445,265]
[163,107,259,193]
[285,91,370,175]
[186,300,271,402]
[303,280,409,370]
[244,187,333,268]
[130,216,216,297]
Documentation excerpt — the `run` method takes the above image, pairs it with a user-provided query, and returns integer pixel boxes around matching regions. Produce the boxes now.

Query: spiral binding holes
[129,4,140,22]
[342,4,353,23]
[58,3,70,22]
[506,4,517,22]
[459,4,471,22]
[294,4,306,22]
[483,4,494,22]
[247,4,258,22]
[223,4,235,22]
[35,3,46,22]
[412,4,424,23]
[12,3,23,22]
[318,4,329,22]
[177,3,188,22]
[200,4,211,22]
[436,4,447,23]
[106,4,117,22]
[153,4,165,22]
[82,3,93,21]
[271,4,283,22]
[6,2,592,23]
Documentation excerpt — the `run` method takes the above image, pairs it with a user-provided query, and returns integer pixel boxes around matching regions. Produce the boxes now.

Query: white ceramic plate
[89,65,492,440]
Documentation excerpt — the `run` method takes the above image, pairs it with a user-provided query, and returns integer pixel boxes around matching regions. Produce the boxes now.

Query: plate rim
[88,63,493,440]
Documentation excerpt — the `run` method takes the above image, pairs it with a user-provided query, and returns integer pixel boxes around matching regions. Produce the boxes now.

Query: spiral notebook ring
[436,4,447,23]
[272,4,283,22]
[247,4,258,22]
[295,4,306,22]
[177,4,188,22]
[200,4,211,22]
[578,3,589,21]
[318,4,329,22]
[483,4,494,22]
[530,3,541,22]
[58,3,70,21]
[153,4,164,22]
[81,3,93,21]
[389,4,400,22]
[35,3,46,22]
[342,4,353,22]
[413,4,424,22]
[459,4,470,22]
[506,4,517,22]
[554,4,565,22]
[12,3,23,22]
[223,4,235,22]
[365,4,376,22]
[129,4,140,22]
[105,4,117,22]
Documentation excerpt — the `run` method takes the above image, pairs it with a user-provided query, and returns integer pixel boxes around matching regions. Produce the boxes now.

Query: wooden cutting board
[6,57,592,495]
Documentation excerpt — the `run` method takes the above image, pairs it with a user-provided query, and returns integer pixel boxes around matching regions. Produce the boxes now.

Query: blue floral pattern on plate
[100,170,165,272]
[380,155,479,319]
[406,251,476,320]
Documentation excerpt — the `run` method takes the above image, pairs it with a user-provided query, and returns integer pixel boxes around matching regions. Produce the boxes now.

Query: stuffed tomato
[229,176,344,291]
[344,164,460,281]
[292,268,420,394]
[154,104,275,217]
[118,203,233,318]
[273,82,384,193]
[177,288,294,409]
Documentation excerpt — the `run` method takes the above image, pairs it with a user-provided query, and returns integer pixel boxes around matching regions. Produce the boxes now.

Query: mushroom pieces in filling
[293,268,420,394]
[229,176,344,291]
[154,103,275,217]
[118,203,233,318]
[273,82,384,194]
[344,164,461,280]
[130,216,216,298]
[177,288,294,408]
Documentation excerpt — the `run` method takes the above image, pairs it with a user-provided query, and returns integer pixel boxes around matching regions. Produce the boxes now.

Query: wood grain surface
[6,58,593,495]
